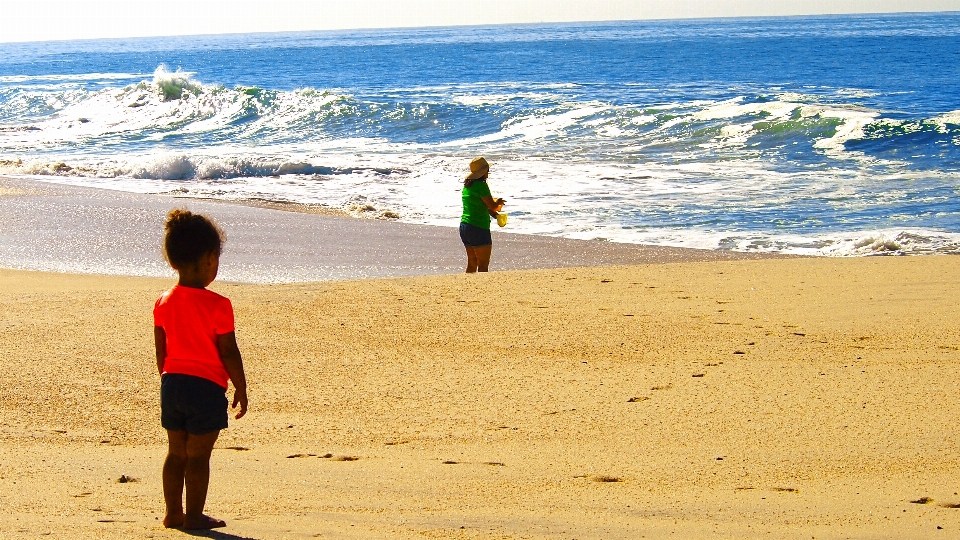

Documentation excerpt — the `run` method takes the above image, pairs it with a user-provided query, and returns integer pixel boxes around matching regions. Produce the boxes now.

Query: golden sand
[2,256,959,538]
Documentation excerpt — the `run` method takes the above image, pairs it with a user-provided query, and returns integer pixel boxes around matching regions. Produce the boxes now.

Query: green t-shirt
[461,180,492,229]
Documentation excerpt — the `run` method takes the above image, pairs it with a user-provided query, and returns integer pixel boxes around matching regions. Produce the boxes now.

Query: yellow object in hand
[497,213,508,227]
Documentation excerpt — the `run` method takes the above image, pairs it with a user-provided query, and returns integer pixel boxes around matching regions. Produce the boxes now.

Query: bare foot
[183,514,227,530]
[162,512,185,528]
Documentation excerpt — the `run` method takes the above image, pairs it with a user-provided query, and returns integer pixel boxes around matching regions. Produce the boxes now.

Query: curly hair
[163,209,225,269]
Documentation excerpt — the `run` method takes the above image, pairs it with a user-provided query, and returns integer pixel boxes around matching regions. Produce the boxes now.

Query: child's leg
[162,429,188,528]
[464,245,479,273]
[474,244,493,272]
[183,430,224,529]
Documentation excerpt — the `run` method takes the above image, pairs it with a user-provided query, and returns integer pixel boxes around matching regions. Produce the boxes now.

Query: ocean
[1,12,958,255]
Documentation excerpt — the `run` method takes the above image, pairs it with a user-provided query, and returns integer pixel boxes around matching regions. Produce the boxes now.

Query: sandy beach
[2,179,960,539]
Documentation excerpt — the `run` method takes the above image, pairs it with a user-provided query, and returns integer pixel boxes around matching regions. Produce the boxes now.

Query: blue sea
[1,12,959,255]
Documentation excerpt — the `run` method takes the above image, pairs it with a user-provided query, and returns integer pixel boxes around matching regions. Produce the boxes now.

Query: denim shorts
[161,373,229,434]
[459,222,492,247]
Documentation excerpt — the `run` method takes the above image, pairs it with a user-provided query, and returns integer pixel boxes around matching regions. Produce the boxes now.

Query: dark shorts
[161,373,229,434]
[459,222,492,247]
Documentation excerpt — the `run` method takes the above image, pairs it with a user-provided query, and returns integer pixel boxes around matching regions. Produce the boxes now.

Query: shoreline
[221,196,352,218]
[0,175,787,283]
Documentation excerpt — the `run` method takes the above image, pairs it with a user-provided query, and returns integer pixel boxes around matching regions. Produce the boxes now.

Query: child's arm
[482,196,505,218]
[154,326,167,375]
[217,332,248,419]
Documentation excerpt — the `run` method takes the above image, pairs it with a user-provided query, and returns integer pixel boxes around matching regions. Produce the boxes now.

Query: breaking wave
[2,66,958,172]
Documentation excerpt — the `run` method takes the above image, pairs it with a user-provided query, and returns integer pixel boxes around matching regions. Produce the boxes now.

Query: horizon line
[0,9,956,46]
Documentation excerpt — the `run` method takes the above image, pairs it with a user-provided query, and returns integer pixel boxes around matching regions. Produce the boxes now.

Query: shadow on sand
[180,529,259,540]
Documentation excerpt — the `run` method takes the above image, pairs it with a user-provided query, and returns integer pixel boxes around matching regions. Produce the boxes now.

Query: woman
[459,156,505,273]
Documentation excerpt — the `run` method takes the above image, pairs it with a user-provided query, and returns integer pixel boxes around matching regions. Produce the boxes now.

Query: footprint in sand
[116,475,137,483]
[332,455,358,461]
[592,475,622,483]
[627,396,649,403]
[912,497,934,504]
[574,474,622,482]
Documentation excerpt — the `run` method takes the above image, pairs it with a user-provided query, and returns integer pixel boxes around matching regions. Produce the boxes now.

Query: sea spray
[152,65,200,101]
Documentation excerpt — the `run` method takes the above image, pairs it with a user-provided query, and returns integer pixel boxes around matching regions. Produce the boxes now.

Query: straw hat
[465,156,490,180]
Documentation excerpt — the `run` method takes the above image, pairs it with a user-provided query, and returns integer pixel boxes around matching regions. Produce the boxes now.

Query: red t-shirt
[154,285,235,389]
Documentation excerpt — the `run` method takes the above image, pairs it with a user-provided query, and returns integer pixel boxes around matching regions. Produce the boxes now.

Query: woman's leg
[183,430,225,529]
[474,244,492,272]
[464,245,479,273]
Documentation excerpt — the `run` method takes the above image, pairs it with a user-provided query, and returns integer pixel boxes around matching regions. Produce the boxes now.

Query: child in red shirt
[154,209,248,530]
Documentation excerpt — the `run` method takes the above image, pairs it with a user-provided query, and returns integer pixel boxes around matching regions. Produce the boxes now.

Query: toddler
[154,209,248,530]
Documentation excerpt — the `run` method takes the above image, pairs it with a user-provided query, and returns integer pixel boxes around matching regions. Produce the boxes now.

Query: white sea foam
[810,107,878,152]
[0,77,894,169]
[447,105,608,146]
[630,115,657,125]
[692,97,799,121]
[13,152,960,257]
[932,110,960,131]
[818,230,960,256]
[0,70,346,150]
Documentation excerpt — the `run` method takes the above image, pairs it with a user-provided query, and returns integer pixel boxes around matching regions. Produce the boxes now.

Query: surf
[0,13,958,256]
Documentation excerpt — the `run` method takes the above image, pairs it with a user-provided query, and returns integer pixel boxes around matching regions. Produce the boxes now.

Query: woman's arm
[154,326,166,375]
[217,331,248,419]
[481,196,505,217]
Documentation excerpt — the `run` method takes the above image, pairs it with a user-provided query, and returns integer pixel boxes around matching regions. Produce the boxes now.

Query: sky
[0,0,958,43]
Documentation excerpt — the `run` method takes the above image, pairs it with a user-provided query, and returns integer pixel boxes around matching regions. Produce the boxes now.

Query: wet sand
[0,176,777,283]
[2,177,959,538]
